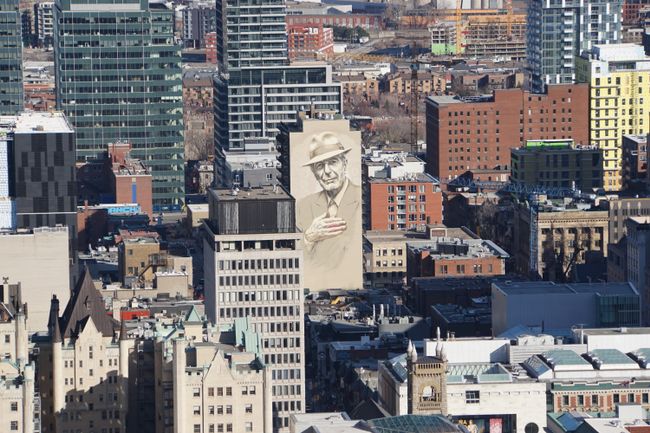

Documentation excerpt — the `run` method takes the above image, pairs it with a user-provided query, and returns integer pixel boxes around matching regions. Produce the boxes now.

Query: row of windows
[386,185,429,193]
[218,273,300,287]
[559,392,649,406]
[439,263,494,274]
[204,404,253,415]
[272,384,301,396]
[218,258,299,271]
[218,305,299,319]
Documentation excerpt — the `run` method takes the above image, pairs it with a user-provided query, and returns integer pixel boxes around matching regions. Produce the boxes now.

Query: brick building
[363,152,443,231]
[425,84,589,180]
[108,142,153,218]
[205,31,217,64]
[287,24,333,60]
[285,14,383,30]
[406,237,508,283]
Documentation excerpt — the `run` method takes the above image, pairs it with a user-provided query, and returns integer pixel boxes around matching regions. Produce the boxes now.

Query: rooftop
[542,349,591,367]
[494,281,639,296]
[408,237,509,260]
[0,112,74,134]
[209,185,292,202]
[368,172,437,184]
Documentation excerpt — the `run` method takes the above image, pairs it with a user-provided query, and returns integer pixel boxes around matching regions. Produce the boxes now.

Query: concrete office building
[213,0,342,186]
[0,0,22,115]
[527,0,622,91]
[0,226,70,332]
[38,269,134,433]
[425,85,589,181]
[0,283,38,433]
[492,281,641,335]
[203,185,305,432]
[34,1,54,48]
[54,0,184,210]
[510,140,603,192]
[576,44,650,190]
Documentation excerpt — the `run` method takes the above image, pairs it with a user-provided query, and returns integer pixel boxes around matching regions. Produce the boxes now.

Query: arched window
[422,385,435,401]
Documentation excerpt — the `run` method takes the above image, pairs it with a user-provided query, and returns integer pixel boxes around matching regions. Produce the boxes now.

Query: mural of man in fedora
[296,131,361,280]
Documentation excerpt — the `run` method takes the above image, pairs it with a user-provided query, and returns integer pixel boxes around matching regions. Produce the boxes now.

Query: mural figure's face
[311,154,347,195]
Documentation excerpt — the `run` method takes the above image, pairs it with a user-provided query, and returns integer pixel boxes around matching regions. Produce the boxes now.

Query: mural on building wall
[290,120,362,291]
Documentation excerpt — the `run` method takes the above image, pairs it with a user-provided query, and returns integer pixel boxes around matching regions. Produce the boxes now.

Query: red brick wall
[114,175,153,218]
[426,84,589,180]
[368,181,443,230]
[285,14,384,30]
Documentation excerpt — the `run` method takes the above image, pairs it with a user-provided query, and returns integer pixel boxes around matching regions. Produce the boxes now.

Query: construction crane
[410,56,419,154]
[455,0,463,54]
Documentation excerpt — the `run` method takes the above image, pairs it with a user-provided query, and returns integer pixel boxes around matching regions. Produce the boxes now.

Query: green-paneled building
[54,0,184,210]
[0,0,23,115]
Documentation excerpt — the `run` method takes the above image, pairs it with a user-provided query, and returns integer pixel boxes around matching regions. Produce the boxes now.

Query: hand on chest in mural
[304,212,347,244]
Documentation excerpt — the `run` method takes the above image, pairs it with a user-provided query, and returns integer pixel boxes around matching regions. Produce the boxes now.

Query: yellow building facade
[576,43,650,190]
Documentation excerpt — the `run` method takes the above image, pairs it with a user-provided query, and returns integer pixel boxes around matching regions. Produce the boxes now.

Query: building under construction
[427,13,526,60]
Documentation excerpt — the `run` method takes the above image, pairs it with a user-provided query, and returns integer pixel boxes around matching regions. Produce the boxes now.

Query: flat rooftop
[369,172,437,183]
[0,112,73,134]
[494,281,638,296]
[408,237,509,260]
[209,185,292,201]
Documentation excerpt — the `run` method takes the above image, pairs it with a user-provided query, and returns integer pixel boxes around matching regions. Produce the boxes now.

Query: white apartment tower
[203,185,305,432]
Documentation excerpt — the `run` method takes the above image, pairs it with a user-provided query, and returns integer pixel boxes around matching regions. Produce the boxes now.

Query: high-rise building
[625,216,650,323]
[0,112,78,264]
[576,44,650,190]
[213,0,342,186]
[34,1,54,48]
[202,185,305,432]
[181,6,215,49]
[0,0,23,114]
[54,0,184,210]
[425,85,589,181]
[527,0,622,91]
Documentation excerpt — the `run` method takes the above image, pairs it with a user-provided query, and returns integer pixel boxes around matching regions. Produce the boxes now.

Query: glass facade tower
[527,0,622,92]
[0,0,23,115]
[54,0,184,210]
[213,0,342,186]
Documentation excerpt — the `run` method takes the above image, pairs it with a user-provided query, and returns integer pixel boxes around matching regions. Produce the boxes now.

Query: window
[525,424,539,433]
[4,335,9,343]
[226,387,232,396]
[245,404,253,413]
[194,425,201,433]
[628,393,635,403]
[614,394,620,403]
[217,387,223,396]
[578,395,584,406]
[465,390,480,404]
[592,395,599,405]
[10,401,18,411]
[193,406,201,415]
[208,387,214,397]
[10,421,18,431]
[227,425,233,433]
[562,395,569,405]
[226,405,232,414]
[245,423,253,433]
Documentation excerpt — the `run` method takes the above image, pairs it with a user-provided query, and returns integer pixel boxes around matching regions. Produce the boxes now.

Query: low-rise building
[287,24,333,60]
[407,237,508,283]
[626,217,650,324]
[510,140,603,192]
[492,281,641,335]
[363,152,443,231]
[513,198,609,281]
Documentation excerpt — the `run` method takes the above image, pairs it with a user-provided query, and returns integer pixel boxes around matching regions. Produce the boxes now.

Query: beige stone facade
[513,201,609,281]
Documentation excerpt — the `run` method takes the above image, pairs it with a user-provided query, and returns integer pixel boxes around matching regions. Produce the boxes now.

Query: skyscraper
[54,0,184,210]
[527,0,622,91]
[213,0,342,186]
[203,185,305,432]
[0,112,77,265]
[0,0,23,114]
